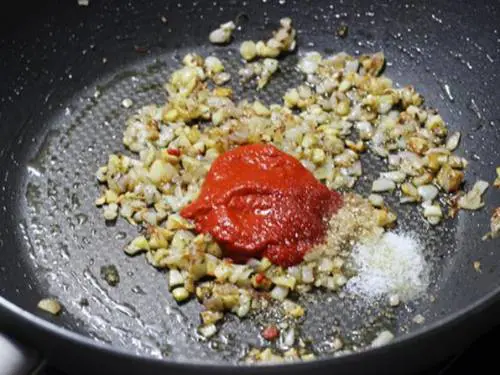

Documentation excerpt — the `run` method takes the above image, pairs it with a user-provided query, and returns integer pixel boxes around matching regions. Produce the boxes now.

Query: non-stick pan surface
[0,1,499,374]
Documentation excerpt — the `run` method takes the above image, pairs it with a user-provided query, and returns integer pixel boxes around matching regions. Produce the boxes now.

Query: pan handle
[0,333,44,375]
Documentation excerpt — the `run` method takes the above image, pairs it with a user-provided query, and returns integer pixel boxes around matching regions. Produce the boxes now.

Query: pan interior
[1,0,499,365]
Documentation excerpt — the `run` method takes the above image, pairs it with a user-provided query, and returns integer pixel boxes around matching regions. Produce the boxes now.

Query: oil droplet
[71,194,81,210]
[132,286,146,295]
[50,224,61,235]
[75,213,88,225]
[27,165,44,178]
[59,243,70,260]
[209,341,220,350]
[469,98,482,119]
[115,232,127,240]
[431,14,443,24]
[443,84,454,101]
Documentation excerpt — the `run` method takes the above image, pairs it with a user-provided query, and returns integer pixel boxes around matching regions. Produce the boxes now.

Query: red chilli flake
[255,273,266,285]
[261,326,280,341]
[167,148,181,156]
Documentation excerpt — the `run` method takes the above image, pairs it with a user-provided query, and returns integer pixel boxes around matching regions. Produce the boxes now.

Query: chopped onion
[388,294,400,307]
[168,269,184,289]
[121,98,133,108]
[301,266,314,284]
[38,298,62,315]
[270,286,289,301]
[388,154,401,167]
[446,132,461,151]
[198,324,217,338]
[417,185,438,202]
[344,60,359,73]
[372,178,396,192]
[368,194,384,207]
[298,52,322,74]
[282,328,296,347]
[458,180,489,210]
[423,203,443,225]
[381,171,406,183]
[371,330,394,348]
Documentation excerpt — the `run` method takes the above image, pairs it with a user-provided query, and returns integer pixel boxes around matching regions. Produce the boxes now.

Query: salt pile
[346,232,429,301]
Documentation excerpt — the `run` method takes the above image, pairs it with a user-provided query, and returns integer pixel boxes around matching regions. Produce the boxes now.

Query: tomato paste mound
[180,144,343,267]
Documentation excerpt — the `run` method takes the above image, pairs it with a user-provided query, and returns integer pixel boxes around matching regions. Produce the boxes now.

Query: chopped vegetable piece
[489,208,500,238]
[198,323,217,338]
[38,298,62,315]
[209,21,235,44]
[412,314,425,324]
[121,98,133,108]
[473,261,482,273]
[458,180,489,210]
[371,330,394,347]
[262,325,280,341]
[172,287,190,302]
[336,24,348,38]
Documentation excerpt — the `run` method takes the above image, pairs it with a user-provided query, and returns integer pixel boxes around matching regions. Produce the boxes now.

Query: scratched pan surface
[0,0,499,374]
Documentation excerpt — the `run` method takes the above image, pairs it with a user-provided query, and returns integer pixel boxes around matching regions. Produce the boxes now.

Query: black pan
[0,1,499,374]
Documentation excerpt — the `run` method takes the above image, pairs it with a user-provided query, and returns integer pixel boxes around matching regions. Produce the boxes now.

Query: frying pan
[0,0,499,374]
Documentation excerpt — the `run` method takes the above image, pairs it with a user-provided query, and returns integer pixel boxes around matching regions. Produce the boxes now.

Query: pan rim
[1,284,499,371]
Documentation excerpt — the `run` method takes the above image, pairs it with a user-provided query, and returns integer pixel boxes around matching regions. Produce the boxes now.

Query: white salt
[346,232,429,301]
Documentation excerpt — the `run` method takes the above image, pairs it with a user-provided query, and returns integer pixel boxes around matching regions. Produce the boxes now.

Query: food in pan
[237,18,296,89]
[485,207,500,239]
[95,17,491,361]
[209,21,236,45]
[37,298,62,315]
